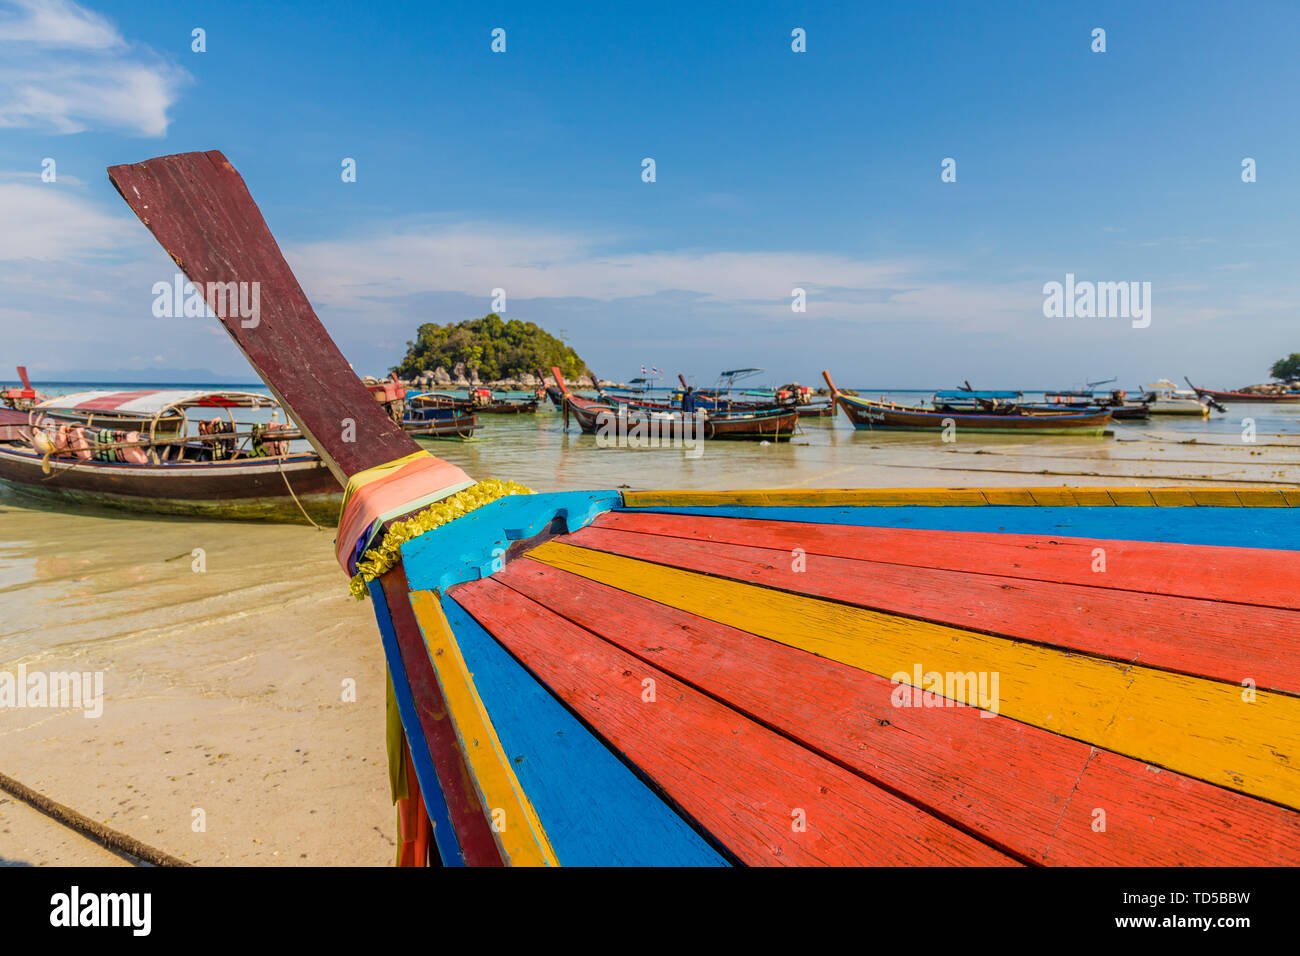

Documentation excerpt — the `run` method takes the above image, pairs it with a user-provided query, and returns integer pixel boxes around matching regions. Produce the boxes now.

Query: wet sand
[0,505,390,866]
[1,409,1297,866]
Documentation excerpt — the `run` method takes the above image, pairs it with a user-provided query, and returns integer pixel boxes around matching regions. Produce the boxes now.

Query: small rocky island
[388,314,597,389]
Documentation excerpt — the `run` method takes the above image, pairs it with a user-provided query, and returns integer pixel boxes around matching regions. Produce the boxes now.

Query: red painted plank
[107,151,416,481]
[495,559,1300,866]
[564,525,1300,694]
[379,567,501,866]
[596,510,1300,610]
[450,578,1017,866]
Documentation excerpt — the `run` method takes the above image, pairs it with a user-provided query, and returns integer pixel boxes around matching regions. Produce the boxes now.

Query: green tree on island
[1271,354,1300,381]
[391,314,589,381]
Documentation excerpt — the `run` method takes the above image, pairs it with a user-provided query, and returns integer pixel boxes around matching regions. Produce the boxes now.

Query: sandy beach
[0,505,390,866]
[2,409,1297,866]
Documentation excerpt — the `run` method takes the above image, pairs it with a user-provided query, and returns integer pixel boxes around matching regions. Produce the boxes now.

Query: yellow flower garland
[348,478,534,599]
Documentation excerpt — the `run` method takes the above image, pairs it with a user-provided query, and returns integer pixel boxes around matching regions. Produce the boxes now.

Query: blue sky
[2,0,1297,387]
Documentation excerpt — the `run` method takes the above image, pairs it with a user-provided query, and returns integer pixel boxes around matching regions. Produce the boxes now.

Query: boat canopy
[934,390,1022,400]
[36,389,279,417]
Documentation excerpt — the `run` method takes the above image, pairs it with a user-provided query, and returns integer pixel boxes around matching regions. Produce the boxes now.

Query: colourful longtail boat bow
[108,151,1300,867]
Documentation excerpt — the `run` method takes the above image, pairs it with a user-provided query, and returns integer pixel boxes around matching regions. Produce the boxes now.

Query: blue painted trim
[441,596,729,866]
[368,579,466,867]
[622,504,1300,550]
[402,490,621,593]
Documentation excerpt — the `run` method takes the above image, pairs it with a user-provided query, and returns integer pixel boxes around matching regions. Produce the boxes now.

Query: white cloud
[285,223,990,323]
[0,0,188,136]
[0,0,117,48]
[0,174,140,259]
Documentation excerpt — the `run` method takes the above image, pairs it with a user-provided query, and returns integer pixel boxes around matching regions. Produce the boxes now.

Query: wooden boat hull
[1193,388,1300,404]
[797,404,835,418]
[0,445,340,521]
[402,410,478,438]
[0,407,28,441]
[1025,403,1149,422]
[1108,404,1150,420]
[565,394,797,440]
[389,484,1300,867]
[835,395,1111,435]
[475,401,538,414]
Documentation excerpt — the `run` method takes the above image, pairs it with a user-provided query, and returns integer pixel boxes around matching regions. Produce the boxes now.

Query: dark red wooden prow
[108,152,502,866]
[106,151,426,486]
[17,366,33,391]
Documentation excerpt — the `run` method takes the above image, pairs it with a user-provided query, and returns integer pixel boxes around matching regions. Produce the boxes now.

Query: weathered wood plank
[572,521,1300,693]
[527,541,1300,809]
[596,511,1300,608]
[375,567,502,866]
[622,486,1300,508]
[107,151,417,481]
[451,579,1018,866]
[496,560,1300,865]
[617,504,1300,551]
[408,590,558,866]
[438,595,729,866]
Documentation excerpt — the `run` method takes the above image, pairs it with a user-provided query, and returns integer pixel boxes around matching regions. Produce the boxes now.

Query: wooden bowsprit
[108,151,1300,866]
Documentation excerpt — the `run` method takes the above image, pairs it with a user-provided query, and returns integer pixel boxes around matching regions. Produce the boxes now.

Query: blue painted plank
[402,490,619,593]
[441,595,729,866]
[622,505,1300,550]
[368,579,466,867]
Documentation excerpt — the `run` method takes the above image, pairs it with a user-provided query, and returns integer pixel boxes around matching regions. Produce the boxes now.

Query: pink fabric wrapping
[334,455,472,574]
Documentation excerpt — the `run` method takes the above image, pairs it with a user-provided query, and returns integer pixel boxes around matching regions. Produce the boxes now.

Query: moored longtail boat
[402,406,479,438]
[108,151,1300,867]
[468,387,539,414]
[823,372,1113,436]
[1032,389,1150,421]
[400,393,479,438]
[1185,377,1300,405]
[0,388,338,521]
[560,370,797,440]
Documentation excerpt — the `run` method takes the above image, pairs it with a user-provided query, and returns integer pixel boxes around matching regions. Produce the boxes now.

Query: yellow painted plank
[1149,489,1199,506]
[1100,487,1158,505]
[1066,487,1123,506]
[408,589,558,867]
[1026,488,1079,506]
[528,542,1300,810]
[979,488,1038,505]
[623,486,1300,508]
[622,488,995,507]
[1235,489,1291,508]
[1189,489,1243,507]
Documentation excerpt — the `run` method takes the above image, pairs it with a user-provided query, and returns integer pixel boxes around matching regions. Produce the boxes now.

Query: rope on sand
[0,770,190,867]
